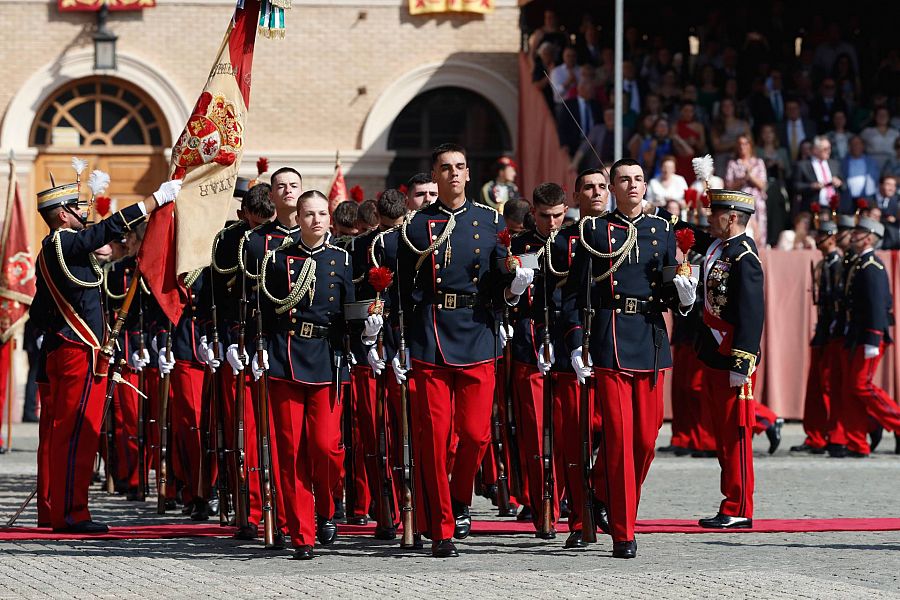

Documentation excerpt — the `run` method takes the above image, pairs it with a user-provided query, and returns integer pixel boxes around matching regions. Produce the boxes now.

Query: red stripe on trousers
[801,346,831,449]
[219,368,263,525]
[843,343,900,454]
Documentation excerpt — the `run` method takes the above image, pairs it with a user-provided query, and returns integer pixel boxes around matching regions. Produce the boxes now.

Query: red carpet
[2,518,899,541]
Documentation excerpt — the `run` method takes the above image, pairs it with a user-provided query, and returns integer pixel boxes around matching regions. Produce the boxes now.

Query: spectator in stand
[622,60,642,115]
[641,47,675,94]
[881,139,900,179]
[812,23,859,79]
[747,76,777,127]
[809,78,848,133]
[658,70,683,116]
[860,107,899,171]
[826,110,852,160]
[779,98,816,162]
[640,117,693,179]
[646,155,688,210]
[842,136,880,199]
[710,97,751,176]
[576,25,601,66]
[726,134,769,246]
[696,64,720,120]
[550,46,580,105]
[794,136,845,214]
[756,123,792,240]
[528,9,567,59]
[627,113,656,161]
[867,175,898,224]
[643,93,664,123]
[775,213,817,250]
[678,84,710,126]
[558,78,602,156]
[572,107,620,172]
[765,69,786,123]
[532,41,560,109]
[832,54,861,100]
[674,102,705,183]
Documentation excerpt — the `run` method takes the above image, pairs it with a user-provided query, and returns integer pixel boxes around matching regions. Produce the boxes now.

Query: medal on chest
[706,258,731,316]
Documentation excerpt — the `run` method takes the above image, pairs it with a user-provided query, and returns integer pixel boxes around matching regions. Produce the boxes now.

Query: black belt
[288,322,331,339]
[608,297,663,315]
[435,290,479,310]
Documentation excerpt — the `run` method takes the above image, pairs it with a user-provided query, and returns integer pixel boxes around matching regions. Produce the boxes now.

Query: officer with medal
[563,158,698,559]
[30,173,180,533]
[252,189,355,560]
[692,188,764,529]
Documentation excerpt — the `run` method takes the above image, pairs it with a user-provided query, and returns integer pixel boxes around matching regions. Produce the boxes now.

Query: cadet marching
[24,144,898,560]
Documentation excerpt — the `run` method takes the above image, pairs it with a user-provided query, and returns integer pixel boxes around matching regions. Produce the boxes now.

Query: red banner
[58,0,155,11]
[0,161,36,343]
[328,159,348,216]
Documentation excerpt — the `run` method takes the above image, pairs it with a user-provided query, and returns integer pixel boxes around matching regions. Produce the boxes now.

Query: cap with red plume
[368,266,393,293]
[350,185,365,203]
[256,157,269,176]
[497,228,512,249]
[684,188,698,209]
[810,202,821,228]
[675,228,695,256]
[700,193,710,208]
[855,198,869,211]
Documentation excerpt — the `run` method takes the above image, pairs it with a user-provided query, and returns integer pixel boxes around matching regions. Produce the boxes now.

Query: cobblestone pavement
[1,422,898,599]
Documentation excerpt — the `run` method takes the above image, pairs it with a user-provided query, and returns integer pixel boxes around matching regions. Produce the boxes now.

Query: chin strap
[63,204,89,227]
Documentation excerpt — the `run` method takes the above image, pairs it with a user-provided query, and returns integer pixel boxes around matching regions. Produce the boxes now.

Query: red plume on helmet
[350,185,365,203]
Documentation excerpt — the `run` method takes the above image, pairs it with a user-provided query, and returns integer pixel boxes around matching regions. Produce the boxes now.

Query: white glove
[152,179,182,206]
[673,274,698,307]
[537,342,555,376]
[362,314,383,346]
[197,335,212,366]
[226,344,249,375]
[36,334,44,350]
[151,334,161,355]
[509,267,535,297]
[391,349,412,385]
[570,348,592,385]
[158,349,176,378]
[251,349,269,381]
[129,348,150,371]
[499,323,513,349]
[729,371,750,388]
[864,344,880,359]
[367,346,386,375]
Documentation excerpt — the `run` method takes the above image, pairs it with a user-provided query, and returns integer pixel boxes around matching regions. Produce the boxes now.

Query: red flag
[138,0,261,325]
[328,156,347,216]
[0,158,37,342]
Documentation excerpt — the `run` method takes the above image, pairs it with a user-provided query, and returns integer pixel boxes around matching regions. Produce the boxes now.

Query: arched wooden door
[30,77,170,241]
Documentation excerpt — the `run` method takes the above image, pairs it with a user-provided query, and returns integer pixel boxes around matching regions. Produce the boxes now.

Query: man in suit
[809,78,848,133]
[842,136,880,199]
[779,99,816,162]
[794,136,845,214]
[870,175,900,249]
[558,79,603,156]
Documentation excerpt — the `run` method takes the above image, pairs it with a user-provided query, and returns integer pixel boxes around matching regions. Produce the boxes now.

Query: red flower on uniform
[368,266,393,293]
[497,228,512,248]
[675,228,695,255]
[350,185,365,203]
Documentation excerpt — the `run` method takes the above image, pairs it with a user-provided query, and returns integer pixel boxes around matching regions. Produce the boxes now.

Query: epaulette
[473,202,500,224]
[326,243,351,266]
[735,240,761,263]
[646,212,672,231]
[861,256,884,270]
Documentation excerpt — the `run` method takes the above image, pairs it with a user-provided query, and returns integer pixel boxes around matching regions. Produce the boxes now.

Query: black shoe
[766,418,784,454]
[347,515,369,526]
[657,444,676,453]
[516,506,534,522]
[790,443,813,452]
[691,450,717,458]
[291,545,314,560]
[497,503,518,518]
[431,538,458,558]
[269,530,286,550]
[451,498,471,540]
[53,520,109,534]
[233,524,258,540]
[164,499,178,511]
[125,488,143,502]
[895,434,900,455]
[485,484,498,505]
[869,427,884,452]
[564,530,588,549]
[22,413,39,423]
[316,516,338,546]
[593,499,611,535]
[846,450,869,458]
[673,446,692,456]
[208,497,219,516]
[333,500,346,521]
[827,444,848,458]
[190,499,211,521]
[0,446,6,455]
[559,498,570,520]
[181,500,195,516]
[612,539,637,559]
[698,513,752,529]
[374,525,397,540]
[535,528,556,540]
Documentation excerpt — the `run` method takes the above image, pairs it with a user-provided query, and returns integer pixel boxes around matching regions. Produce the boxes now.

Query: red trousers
[268,379,340,547]
[703,367,755,518]
[248,380,288,531]
[592,368,665,542]
[827,340,850,446]
[801,346,831,449]
[843,343,900,454]
[219,368,263,525]
[411,360,494,540]
[554,371,599,532]
[37,381,53,524]
[480,358,525,507]
[46,341,107,528]
[670,344,696,449]
[170,362,208,504]
[113,369,140,489]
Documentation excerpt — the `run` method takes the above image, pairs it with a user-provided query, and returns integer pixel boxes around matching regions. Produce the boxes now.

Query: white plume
[71,157,88,176]
[691,154,714,183]
[87,169,110,196]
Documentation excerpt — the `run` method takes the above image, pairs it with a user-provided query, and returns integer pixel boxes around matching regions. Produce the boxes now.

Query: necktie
[790,121,799,160]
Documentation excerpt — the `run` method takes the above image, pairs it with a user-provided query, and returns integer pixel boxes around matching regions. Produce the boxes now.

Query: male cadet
[841,218,900,455]
[394,143,533,558]
[480,156,519,212]
[405,172,439,212]
[348,188,407,537]
[212,179,275,539]
[793,219,842,453]
[564,158,698,558]
[29,175,180,533]
[693,189,764,530]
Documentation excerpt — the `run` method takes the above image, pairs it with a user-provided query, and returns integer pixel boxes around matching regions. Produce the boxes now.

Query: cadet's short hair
[377,189,407,219]
[407,172,433,188]
[609,158,643,182]
[333,200,358,228]
[243,183,274,219]
[270,166,302,185]
[503,198,530,224]
[431,143,467,166]
[575,168,606,191]
[357,199,379,228]
[532,182,566,207]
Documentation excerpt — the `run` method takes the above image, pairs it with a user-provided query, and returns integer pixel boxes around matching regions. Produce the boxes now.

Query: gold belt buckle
[444,293,457,310]
[625,298,638,315]
[299,322,314,338]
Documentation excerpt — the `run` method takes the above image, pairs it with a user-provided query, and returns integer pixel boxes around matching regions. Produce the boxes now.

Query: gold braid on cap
[54,229,103,288]
[259,239,317,314]
[578,217,638,282]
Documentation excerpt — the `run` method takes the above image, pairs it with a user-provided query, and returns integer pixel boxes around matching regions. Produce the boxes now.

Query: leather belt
[289,322,330,339]
[608,297,663,315]
[435,290,479,310]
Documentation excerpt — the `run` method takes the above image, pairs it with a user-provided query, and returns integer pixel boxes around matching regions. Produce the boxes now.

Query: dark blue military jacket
[170,269,211,363]
[844,249,893,349]
[103,255,143,361]
[563,210,680,372]
[811,250,842,347]
[210,220,251,346]
[259,239,354,384]
[349,226,401,364]
[397,199,509,367]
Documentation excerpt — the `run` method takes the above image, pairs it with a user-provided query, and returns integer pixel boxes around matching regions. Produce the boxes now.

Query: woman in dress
[725,134,768,247]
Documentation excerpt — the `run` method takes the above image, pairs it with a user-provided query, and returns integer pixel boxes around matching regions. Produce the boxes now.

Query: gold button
[610,238,616,244]
[329,283,335,289]
[330,271,335,276]
[436,277,442,283]
[473,221,478,226]
[648,296,653,301]
[571,252,576,257]
[434,264,440,270]
[290,270,295,275]
[472,277,478,283]
[289,258,294,264]
[474,248,481,254]
[292,318,297,323]
[437,304,443,309]
[266,235,272,240]
[330,260,335,265]
[651,240,658,246]
[613,280,618,285]
[651,227,656,233]
[513,307,519,313]
[192,316,196,321]
[474,234,480,239]
[125,269,130,275]
[615,308,621,314]
[654,252,659,258]
[525,245,531,251]
[432,235,437,240]
[615,294,620,299]
[329,296,334,302]
[474,264,480,269]
[651,282,657,288]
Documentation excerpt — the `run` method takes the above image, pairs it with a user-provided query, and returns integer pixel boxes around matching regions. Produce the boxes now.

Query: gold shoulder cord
[54,230,103,288]
[183,268,203,289]
[577,217,637,283]
[259,240,317,315]
[211,222,244,275]
[401,211,456,271]
[540,230,569,278]
[102,263,126,300]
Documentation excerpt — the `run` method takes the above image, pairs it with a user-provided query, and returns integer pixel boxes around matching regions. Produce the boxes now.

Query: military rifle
[490,318,514,517]
[539,260,555,537]
[396,287,417,547]
[233,259,250,531]
[501,307,523,501]
[136,292,148,501]
[209,282,230,526]
[255,268,278,548]
[157,330,173,514]
[580,256,597,544]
